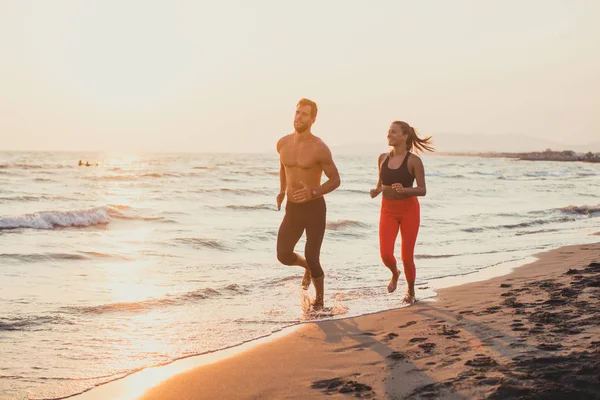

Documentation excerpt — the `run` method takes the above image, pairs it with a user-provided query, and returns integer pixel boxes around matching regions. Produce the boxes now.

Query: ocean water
[1,151,599,399]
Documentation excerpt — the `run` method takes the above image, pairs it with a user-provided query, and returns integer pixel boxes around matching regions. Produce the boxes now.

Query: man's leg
[276,204,311,289]
[304,198,326,309]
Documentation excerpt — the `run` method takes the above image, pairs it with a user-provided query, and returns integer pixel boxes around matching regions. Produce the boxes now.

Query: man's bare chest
[280,145,319,169]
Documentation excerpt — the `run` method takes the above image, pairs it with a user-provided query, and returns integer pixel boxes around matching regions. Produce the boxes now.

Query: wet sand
[75,242,600,400]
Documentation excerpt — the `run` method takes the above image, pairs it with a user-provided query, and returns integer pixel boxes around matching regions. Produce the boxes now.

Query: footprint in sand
[311,377,374,396]
[418,343,436,353]
[537,343,562,351]
[503,298,526,308]
[409,337,428,343]
[399,321,417,328]
[383,332,398,341]
[479,306,502,315]
[387,351,407,361]
[465,356,498,368]
[544,298,567,306]
[560,288,579,297]
[440,325,460,336]
[439,357,461,368]
[303,306,342,319]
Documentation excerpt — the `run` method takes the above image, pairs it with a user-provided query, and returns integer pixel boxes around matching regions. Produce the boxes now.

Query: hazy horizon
[1,0,599,153]
[2,131,599,155]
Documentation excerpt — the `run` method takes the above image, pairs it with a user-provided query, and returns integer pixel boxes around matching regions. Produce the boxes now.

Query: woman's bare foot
[388,268,400,293]
[301,268,312,290]
[401,292,416,305]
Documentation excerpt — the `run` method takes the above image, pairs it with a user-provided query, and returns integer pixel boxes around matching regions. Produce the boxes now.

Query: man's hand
[370,187,382,199]
[293,181,312,203]
[276,191,285,211]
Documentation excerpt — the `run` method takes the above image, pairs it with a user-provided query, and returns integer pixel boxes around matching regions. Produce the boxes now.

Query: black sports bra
[380,152,414,187]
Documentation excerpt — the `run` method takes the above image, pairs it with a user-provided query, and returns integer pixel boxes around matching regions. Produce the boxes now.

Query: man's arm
[279,161,286,194]
[313,144,341,196]
[276,137,287,210]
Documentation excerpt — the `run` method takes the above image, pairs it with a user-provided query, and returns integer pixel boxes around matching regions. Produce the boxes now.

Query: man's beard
[294,121,310,133]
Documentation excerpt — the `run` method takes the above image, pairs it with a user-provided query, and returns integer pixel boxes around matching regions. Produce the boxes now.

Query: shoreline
[69,241,600,400]
[69,257,535,400]
[437,150,600,163]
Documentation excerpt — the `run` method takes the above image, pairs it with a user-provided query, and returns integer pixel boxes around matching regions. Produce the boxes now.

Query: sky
[1,0,599,153]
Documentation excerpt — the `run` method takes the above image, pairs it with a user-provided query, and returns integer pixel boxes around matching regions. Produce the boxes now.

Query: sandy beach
[73,241,600,400]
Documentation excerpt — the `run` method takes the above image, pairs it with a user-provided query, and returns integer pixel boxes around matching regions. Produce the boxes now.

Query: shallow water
[1,151,599,399]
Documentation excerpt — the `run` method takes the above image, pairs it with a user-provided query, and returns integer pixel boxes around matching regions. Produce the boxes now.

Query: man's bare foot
[401,293,416,305]
[311,299,324,311]
[388,268,400,293]
[302,268,312,290]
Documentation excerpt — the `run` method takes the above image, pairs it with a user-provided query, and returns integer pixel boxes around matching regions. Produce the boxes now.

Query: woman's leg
[399,199,420,302]
[379,207,401,292]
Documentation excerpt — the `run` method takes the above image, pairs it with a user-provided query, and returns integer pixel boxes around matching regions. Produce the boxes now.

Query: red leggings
[379,196,420,282]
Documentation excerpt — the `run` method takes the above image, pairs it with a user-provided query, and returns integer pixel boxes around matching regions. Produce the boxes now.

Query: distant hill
[332,134,600,155]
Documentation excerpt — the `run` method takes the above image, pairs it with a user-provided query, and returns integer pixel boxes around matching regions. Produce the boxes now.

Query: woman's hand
[391,183,405,194]
[382,185,410,200]
[370,187,382,199]
[389,184,411,200]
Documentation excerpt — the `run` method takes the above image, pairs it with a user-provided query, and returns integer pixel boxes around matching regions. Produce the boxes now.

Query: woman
[370,121,434,304]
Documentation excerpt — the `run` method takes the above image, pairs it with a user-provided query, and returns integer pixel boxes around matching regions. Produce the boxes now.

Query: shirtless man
[276,98,341,310]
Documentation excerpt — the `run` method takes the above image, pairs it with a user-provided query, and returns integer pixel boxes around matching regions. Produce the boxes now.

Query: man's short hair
[297,98,318,118]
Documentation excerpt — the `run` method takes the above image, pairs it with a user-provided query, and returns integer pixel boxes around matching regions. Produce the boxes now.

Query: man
[276,98,341,310]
